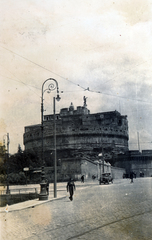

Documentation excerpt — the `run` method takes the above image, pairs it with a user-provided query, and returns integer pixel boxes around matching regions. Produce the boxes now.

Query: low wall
[111,166,126,179]
[80,159,97,179]
[131,160,152,177]
[80,160,125,180]
[30,161,126,182]
[0,192,39,207]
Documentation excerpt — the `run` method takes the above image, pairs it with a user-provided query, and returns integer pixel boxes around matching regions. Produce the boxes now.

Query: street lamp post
[39,78,60,201]
[53,97,57,197]
[3,133,10,194]
[53,92,61,198]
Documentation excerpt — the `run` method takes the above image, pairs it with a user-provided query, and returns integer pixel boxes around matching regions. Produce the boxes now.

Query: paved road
[1,178,152,240]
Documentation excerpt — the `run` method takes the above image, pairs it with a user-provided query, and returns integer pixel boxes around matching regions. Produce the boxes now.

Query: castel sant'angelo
[23,97,129,170]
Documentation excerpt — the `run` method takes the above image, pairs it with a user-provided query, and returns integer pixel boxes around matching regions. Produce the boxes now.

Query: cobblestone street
[1,178,152,240]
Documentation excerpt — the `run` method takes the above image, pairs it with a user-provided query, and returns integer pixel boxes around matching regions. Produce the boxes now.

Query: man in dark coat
[67,178,76,201]
[81,175,84,183]
[130,172,134,183]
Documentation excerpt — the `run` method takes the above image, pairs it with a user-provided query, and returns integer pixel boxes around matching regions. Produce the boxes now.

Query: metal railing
[0,188,38,195]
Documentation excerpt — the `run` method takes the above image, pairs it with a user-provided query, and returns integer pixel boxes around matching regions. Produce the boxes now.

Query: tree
[17,144,23,154]
[0,144,6,174]
[8,148,41,173]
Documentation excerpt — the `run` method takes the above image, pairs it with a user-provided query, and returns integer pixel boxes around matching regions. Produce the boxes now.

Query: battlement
[23,100,129,166]
[59,103,90,116]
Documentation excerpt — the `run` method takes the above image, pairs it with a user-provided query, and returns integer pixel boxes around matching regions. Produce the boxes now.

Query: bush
[8,172,26,185]
[0,174,6,184]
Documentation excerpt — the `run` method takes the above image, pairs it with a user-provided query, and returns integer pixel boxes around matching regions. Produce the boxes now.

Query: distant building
[114,150,152,177]
[24,100,129,177]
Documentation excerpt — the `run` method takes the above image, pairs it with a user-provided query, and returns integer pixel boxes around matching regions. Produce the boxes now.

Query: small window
[118,119,122,126]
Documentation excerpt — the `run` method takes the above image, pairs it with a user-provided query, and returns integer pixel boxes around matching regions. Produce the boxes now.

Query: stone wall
[114,151,152,177]
[0,192,39,207]
[131,159,152,177]
[80,159,97,180]
[33,160,126,182]
[24,105,129,168]
[111,166,126,179]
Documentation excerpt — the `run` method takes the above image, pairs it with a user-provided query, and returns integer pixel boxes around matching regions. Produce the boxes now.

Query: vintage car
[99,173,113,184]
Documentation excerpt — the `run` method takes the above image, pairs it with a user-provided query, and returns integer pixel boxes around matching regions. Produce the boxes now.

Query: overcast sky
[1,0,152,154]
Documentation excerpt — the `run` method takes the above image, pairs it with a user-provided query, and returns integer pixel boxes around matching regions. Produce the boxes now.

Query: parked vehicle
[99,173,113,184]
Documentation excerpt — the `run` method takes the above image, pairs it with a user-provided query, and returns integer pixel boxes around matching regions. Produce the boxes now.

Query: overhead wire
[1,70,152,105]
[0,74,41,91]
[0,45,86,90]
[0,62,41,99]
[94,59,149,90]
[1,45,152,105]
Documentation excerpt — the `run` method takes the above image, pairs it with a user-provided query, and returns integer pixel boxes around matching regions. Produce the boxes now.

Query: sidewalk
[0,180,98,213]
[0,191,66,213]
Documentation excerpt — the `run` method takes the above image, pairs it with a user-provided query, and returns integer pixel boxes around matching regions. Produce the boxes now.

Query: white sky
[1,0,152,154]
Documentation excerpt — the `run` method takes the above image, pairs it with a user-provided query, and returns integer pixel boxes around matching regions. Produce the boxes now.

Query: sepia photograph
[0,0,152,239]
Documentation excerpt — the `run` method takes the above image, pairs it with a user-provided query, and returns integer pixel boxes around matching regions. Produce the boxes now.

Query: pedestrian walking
[130,172,134,183]
[81,175,84,183]
[67,178,76,201]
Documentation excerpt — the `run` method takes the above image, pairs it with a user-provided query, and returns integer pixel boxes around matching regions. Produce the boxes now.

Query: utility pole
[137,132,140,152]
[54,97,57,198]
[3,133,10,194]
